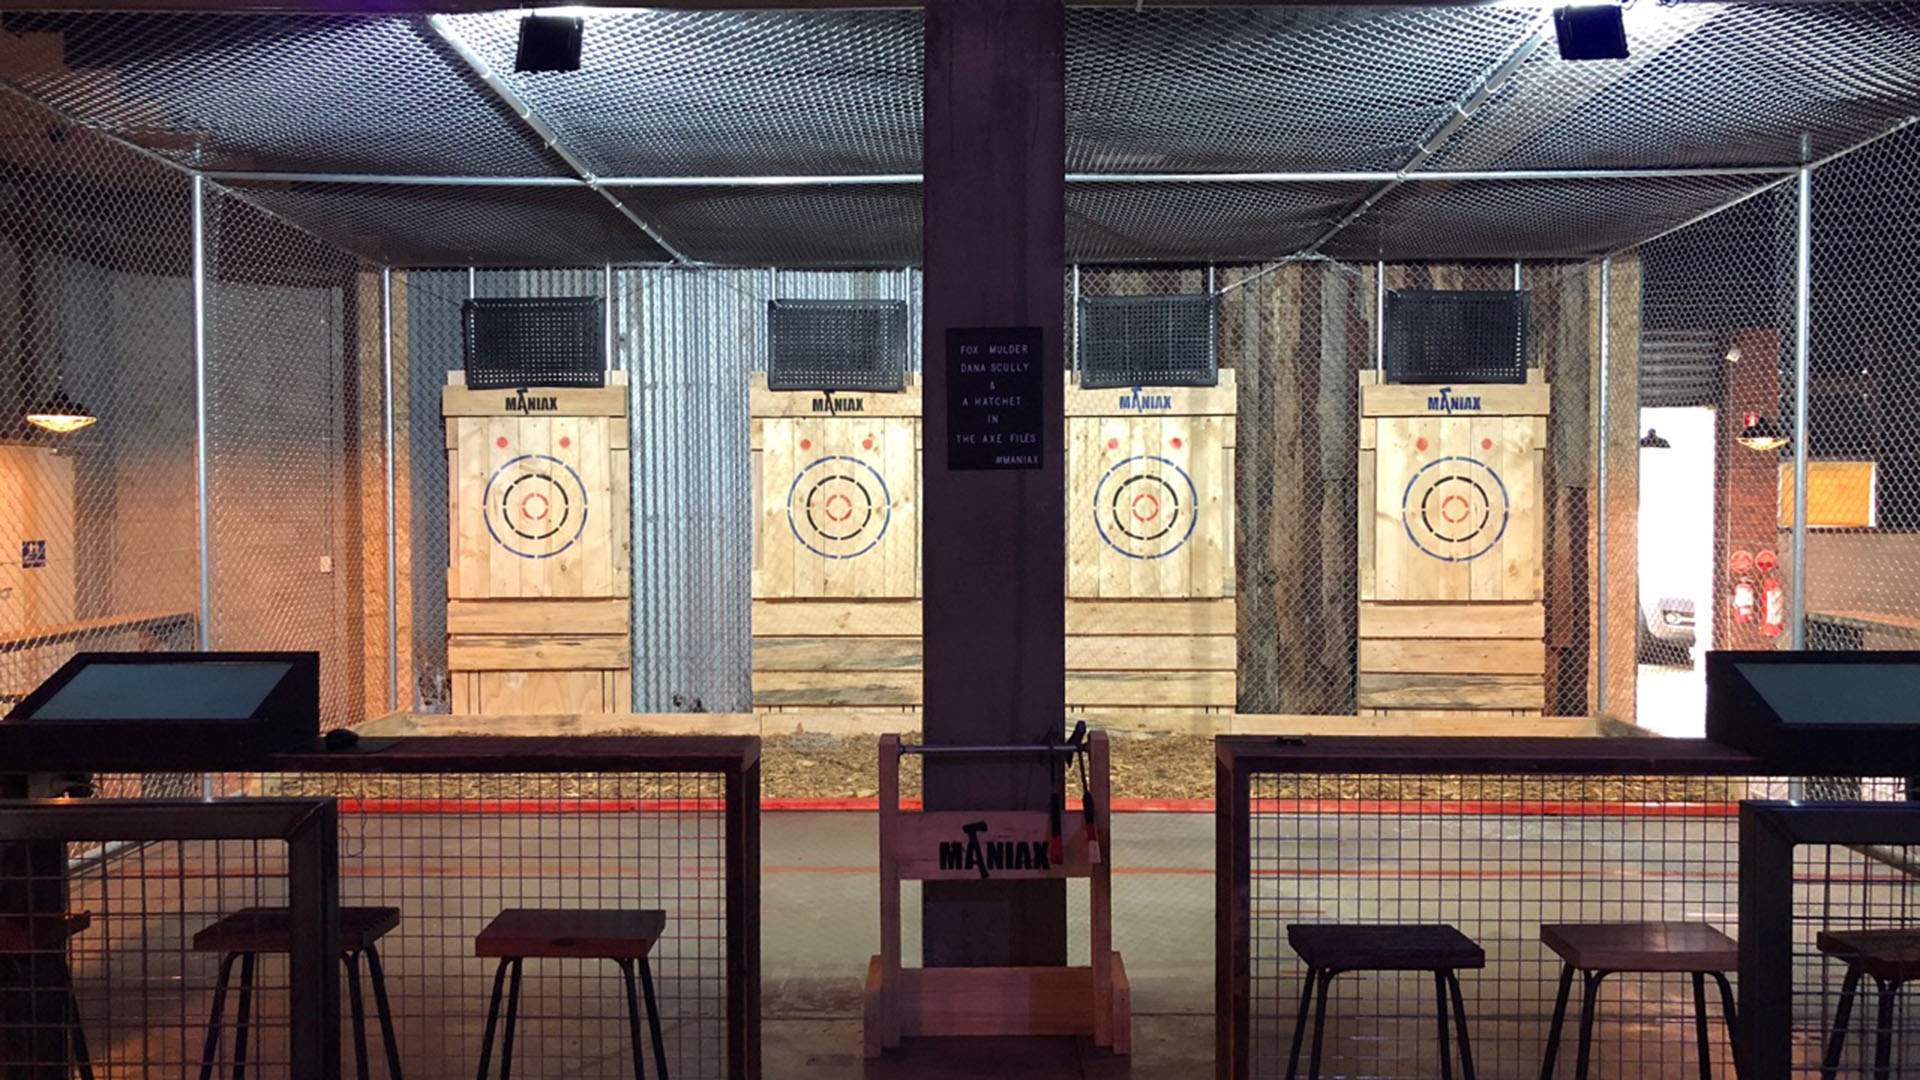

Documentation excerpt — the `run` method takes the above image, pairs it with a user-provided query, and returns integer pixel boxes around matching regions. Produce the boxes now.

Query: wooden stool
[473,909,670,1080]
[1817,929,1920,1079]
[1285,923,1486,1080]
[0,912,93,1080]
[192,906,402,1080]
[1539,922,1739,1080]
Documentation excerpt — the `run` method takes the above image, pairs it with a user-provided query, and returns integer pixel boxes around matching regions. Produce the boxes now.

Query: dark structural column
[920,0,1068,967]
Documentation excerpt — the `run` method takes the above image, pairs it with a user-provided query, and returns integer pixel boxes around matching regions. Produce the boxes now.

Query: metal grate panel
[767,299,908,393]
[1076,293,1218,390]
[462,297,605,390]
[213,181,669,268]
[1065,5,1540,174]
[0,13,567,177]
[437,9,922,179]
[1424,4,1920,172]
[1383,289,1529,385]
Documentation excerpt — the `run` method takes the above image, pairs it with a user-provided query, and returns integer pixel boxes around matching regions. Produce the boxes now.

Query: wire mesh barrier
[1216,736,1915,1080]
[1739,802,1920,1078]
[0,798,341,1080]
[94,735,760,1080]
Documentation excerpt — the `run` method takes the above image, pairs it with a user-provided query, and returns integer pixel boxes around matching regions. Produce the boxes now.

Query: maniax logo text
[810,396,865,413]
[937,821,1050,879]
[505,390,558,414]
[1426,386,1482,415]
[1117,387,1173,412]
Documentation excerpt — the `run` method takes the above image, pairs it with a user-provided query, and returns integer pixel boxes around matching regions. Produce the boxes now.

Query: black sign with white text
[946,326,1044,470]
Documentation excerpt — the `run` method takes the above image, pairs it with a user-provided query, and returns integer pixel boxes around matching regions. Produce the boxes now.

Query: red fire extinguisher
[1756,549,1785,638]
[1730,550,1755,623]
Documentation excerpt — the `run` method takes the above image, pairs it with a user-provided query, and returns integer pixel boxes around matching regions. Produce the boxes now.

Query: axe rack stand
[862,731,1130,1057]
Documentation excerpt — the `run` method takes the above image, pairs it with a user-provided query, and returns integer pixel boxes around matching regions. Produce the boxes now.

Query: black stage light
[516,14,583,73]
[1553,5,1630,61]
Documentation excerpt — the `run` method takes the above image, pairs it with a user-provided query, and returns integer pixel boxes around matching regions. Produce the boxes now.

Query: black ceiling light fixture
[1553,4,1631,61]
[515,14,584,73]
[1639,428,1670,449]
[1737,412,1790,453]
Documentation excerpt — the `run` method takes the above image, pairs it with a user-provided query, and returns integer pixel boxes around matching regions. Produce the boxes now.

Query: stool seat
[1817,929,1920,983]
[0,911,90,952]
[1543,922,1737,973]
[1288,923,1486,972]
[192,906,399,955]
[475,908,666,960]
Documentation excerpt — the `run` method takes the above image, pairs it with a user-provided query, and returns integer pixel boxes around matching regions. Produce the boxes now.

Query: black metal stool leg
[198,952,240,1080]
[344,951,371,1080]
[1574,971,1606,1080]
[1435,971,1454,1080]
[1822,966,1861,1080]
[65,995,93,1080]
[1541,962,1575,1080]
[498,960,523,1080]
[617,960,647,1080]
[474,959,510,1080]
[1873,978,1900,1080]
[1307,969,1335,1080]
[232,953,257,1080]
[1448,970,1477,1080]
[364,944,403,1080]
[637,956,670,1080]
[1711,971,1739,1079]
[1693,973,1713,1080]
[1285,967,1317,1080]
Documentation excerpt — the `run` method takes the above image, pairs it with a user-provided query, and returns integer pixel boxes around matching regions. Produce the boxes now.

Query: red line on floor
[333,797,1739,816]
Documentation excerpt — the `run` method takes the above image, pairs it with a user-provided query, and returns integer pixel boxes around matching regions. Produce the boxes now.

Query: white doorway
[1635,406,1716,736]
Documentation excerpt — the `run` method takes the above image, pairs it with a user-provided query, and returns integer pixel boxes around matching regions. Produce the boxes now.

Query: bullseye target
[1400,455,1510,563]
[787,455,893,560]
[483,453,590,559]
[1094,455,1198,560]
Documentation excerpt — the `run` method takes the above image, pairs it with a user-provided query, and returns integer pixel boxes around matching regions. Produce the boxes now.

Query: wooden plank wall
[1065,373,1236,730]
[1225,263,1371,715]
[750,376,923,727]
[445,373,631,714]
[1592,257,1640,725]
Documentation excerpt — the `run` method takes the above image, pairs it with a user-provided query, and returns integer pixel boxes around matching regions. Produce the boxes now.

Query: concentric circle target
[1094,455,1199,560]
[787,455,893,559]
[1400,455,1510,563]
[483,454,590,559]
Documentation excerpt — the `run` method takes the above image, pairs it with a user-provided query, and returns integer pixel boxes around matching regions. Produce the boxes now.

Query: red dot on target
[559,436,571,449]
[1416,437,1429,452]
[1107,438,1119,450]
[1171,437,1183,449]
[800,439,812,451]
[496,437,508,449]
[862,437,874,450]
[1481,438,1493,451]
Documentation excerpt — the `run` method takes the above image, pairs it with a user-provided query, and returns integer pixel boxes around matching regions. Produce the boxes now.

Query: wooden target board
[444,374,630,715]
[1065,373,1236,725]
[751,375,921,721]
[1358,372,1549,718]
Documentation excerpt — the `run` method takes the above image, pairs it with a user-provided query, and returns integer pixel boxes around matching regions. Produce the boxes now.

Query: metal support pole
[1070,264,1081,379]
[466,266,477,299]
[1513,260,1523,290]
[382,267,398,711]
[1374,261,1386,373]
[1597,258,1612,714]
[603,263,616,372]
[1791,165,1813,650]
[191,174,212,651]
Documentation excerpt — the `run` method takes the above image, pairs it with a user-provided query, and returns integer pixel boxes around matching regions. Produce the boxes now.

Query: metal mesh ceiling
[217,181,669,267]
[439,9,922,178]
[1325,173,1780,261]
[0,13,566,176]
[1426,3,1920,172]
[0,4,1918,266]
